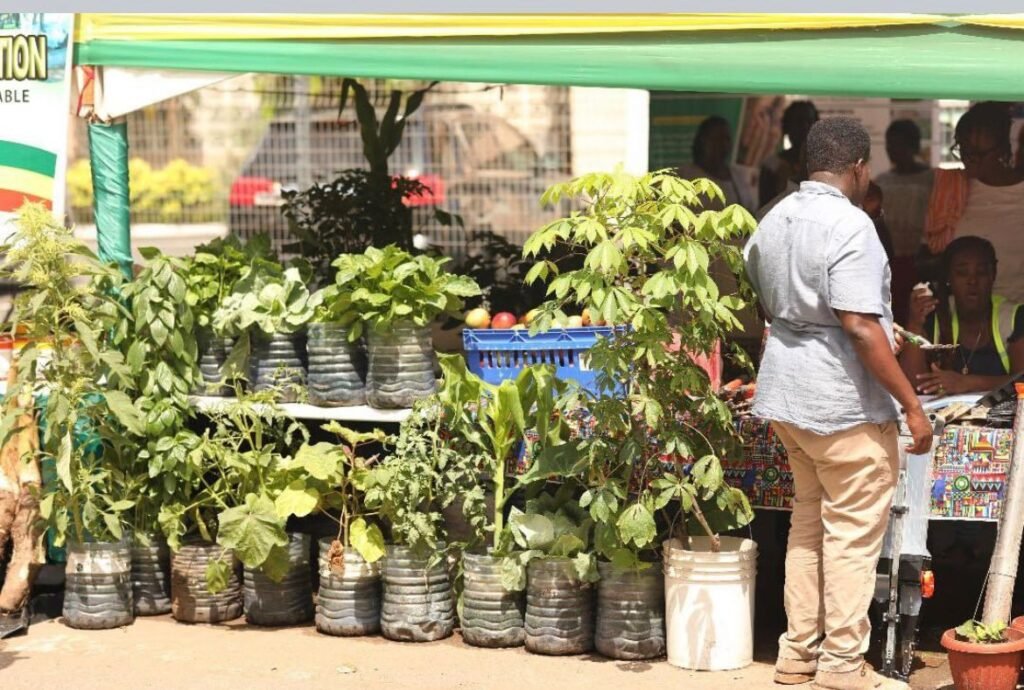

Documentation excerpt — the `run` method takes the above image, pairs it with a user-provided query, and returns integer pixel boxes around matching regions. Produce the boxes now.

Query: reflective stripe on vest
[932,295,1021,374]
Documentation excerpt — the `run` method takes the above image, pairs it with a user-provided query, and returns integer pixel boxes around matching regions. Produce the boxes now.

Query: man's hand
[905,405,933,454]
[836,310,929,452]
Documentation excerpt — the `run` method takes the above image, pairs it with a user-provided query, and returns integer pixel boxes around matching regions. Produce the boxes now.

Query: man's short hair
[805,117,871,175]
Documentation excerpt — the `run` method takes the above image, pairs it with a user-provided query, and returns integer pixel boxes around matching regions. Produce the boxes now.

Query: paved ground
[0,615,964,690]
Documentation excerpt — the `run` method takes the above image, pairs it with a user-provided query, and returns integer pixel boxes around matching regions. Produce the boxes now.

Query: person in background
[745,116,928,690]
[924,102,1024,303]
[875,119,934,323]
[677,115,756,211]
[901,236,1024,395]
[759,100,819,208]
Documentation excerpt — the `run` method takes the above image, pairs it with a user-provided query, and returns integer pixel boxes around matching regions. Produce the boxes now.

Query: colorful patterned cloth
[723,417,1015,520]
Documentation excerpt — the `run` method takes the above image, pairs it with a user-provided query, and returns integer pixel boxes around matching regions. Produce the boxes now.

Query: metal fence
[68,75,574,261]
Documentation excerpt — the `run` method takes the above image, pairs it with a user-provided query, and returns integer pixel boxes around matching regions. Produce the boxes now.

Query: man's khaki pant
[772,420,900,673]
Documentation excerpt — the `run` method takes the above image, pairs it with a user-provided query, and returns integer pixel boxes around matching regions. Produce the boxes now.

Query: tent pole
[982,383,1024,625]
[87,118,133,278]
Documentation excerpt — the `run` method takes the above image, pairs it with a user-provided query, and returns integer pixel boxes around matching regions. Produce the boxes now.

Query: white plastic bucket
[663,536,757,671]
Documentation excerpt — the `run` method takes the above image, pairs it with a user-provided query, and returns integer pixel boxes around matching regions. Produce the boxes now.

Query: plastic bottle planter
[365,324,436,409]
[250,331,308,403]
[595,561,666,660]
[461,553,526,648]
[664,536,757,671]
[315,537,381,636]
[306,323,366,407]
[380,545,455,642]
[525,558,595,655]
[243,533,315,627]
[63,541,134,630]
[170,543,243,624]
[195,330,236,397]
[131,536,172,616]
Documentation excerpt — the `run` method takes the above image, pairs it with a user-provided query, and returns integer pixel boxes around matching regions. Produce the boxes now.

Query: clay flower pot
[941,626,1024,690]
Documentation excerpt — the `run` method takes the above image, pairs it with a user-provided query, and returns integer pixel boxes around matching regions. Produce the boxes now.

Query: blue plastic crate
[462,327,618,394]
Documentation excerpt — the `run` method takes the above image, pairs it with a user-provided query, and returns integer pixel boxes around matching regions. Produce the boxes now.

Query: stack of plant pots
[306,323,366,407]
[525,557,594,655]
[243,533,314,626]
[130,535,172,616]
[250,331,307,403]
[365,324,436,409]
[170,542,243,623]
[595,561,665,660]
[380,545,454,642]
[461,552,526,648]
[63,541,134,629]
[315,538,381,636]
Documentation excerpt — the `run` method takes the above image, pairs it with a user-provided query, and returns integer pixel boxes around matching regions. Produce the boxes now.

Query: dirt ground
[0,615,964,690]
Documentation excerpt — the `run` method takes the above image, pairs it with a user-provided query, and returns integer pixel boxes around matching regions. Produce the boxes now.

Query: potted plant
[183,234,277,396]
[107,248,200,616]
[306,267,367,407]
[434,354,573,648]
[363,399,456,641]
[333,246,479,409]
[522,167,758,668]
[0,204,136,630]
[158,392,308,625]
[942,619,1024,690]
[279,422,386,636]
[215,264,315,403]
[213,394,312,627]
[500,486,599,656]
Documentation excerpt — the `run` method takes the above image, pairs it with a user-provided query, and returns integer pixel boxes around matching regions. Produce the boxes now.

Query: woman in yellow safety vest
[901,235,1024,395]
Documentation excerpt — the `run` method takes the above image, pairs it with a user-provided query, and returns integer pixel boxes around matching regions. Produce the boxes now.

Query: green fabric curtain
[87,121,132,278]
[75,26,1024,100]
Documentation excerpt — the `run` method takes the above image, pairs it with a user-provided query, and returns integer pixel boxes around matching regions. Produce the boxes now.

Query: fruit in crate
[510,324,526,330]
[567,315,584,328]
[523,308,540,326]
[491,312,518,329]
[465,308,492,329]
[581,308,592,326]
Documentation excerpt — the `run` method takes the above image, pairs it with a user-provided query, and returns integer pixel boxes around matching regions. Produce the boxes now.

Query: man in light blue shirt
[744,117,931,690]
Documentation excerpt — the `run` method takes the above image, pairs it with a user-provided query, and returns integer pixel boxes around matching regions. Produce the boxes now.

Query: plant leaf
[275,479,319,519]
[349,517,386,564]
[217,494,289,569]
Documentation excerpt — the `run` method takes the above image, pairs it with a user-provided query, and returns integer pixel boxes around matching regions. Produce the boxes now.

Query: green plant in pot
[182,233,277,395]
[280,422,387,636]
[214,264,315,403]
[362,398,456,641]
[0,203,137,630]
[434,354,573,648]
[502,485,599,656]
[332,245,480,409]
[105,248,200,616]
[523,167,758,668]
[942,619,1024,690]
[158,391,309,624]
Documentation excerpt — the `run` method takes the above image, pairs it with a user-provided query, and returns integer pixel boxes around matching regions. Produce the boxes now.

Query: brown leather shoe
[811,663,909,690]
[774,657,816,685]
